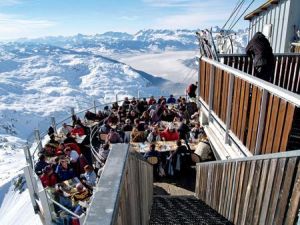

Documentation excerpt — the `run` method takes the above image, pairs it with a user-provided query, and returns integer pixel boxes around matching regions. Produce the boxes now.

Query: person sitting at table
[122,97,131,111]
[48,134,59,147]
[111,102,119,111]
[40,165,57,188]
[107,128,122,143]
[122,119,133,143]
[117,106,127,123]
[43,143,56,157]
[64,147,88,176]
[127,110,138,124]
[158,96,166,104]
[178,119,191,150]
[134,118,145,131]
[107,113,119,125]
[140,111,151,124]
[81,165,97,187]
[71,124,85,137]
[64,142,81,155]
[190,123,204,141]
[148,96,156,105]
[160,123,179,141]
[60,123,73,136]
[147,127,161,143]
[64,147,79,163]
[103,105,111,117]
[160,109,175,122]
[55,157,75,182]
[99,121,111,134]
[63,132,77,144]
[34,154,49,176]
[194,136,213,162]
[71,183,92,206]
[97,143,110,164]
[144,143,160,159]
[131,127,146,142]
[167,94,176,104]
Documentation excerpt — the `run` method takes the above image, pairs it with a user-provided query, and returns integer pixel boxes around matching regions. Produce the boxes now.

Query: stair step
[150,196,233,225]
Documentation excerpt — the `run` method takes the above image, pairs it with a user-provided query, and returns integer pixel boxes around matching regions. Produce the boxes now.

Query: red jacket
[64,143,81,155]
[40,173,57,187]
[71,127,85,136]
[160,129,179,141]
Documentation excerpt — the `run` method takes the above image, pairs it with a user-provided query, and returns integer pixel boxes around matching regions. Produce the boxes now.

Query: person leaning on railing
[246,32,275,82]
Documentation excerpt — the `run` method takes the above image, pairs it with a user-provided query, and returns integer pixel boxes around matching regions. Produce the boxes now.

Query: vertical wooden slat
[246,86,258,150]
[237,161,251,225]
[234,161,246,224]
[259,158,278,225]
[265,96,280,153]
[279,103,295,151]
[266,158,287,225]
[284,160,300,225]
[249,88,262,153]
[272,99,287,153]
[240,82,250,144]
[237,80,246,140]
[240,160,256,225]
[253,159,270,225]
[274,157,297,225]
[245,160,263,225]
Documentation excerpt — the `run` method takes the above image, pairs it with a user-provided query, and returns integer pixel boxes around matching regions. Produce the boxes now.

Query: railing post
[70,107,75,116]
[23,144,34,169]
[34,129,43,152]
[38,189,53,225]
[93,99,97,114]
[115,94,118,102]
[50,117,57,134]
[254,89,268,155]
[197,57,201,108]
[225,74,235,144]
[208,65,215,122]
[23,166,39,213]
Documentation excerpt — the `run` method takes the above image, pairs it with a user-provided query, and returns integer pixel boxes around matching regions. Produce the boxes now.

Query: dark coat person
[246,32,275,82]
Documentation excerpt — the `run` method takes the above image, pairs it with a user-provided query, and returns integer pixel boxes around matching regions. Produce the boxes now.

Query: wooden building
[245,0,300,53]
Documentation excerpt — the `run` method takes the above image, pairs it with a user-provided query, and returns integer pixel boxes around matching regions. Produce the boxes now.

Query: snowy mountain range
[15,29,198,54]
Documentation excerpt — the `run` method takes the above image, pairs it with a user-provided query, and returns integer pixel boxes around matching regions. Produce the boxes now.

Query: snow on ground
[119,51,198,83]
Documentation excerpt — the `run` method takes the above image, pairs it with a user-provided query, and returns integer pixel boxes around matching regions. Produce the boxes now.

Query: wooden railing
[220,54,300,94]
[195,150,300,225]
[199,56,300,155]
[84,144,153,225]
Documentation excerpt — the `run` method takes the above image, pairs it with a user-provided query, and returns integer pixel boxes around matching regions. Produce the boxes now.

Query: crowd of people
[33,90,214,222]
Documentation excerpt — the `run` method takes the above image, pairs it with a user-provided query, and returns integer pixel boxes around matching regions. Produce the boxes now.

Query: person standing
[246,32,275,82]
[187,82,198,99]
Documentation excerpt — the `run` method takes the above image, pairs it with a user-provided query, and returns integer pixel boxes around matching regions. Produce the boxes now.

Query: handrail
[84,144,129,225]
[200,55,300,106]
[219,53,300,57]
[47,194,81,219]
[198,149,300,165]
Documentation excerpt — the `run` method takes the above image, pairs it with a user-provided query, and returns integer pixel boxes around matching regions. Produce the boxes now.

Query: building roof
[244,0,279,20]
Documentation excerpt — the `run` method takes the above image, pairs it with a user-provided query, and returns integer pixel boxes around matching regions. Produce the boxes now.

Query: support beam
[208,65,215,122]
[51,117,57,134]
[254,89,268,155]
[34,129,43,152]
[225,74,235,144]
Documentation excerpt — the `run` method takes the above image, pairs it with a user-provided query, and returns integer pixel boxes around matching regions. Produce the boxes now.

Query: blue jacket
[55,165,75,182]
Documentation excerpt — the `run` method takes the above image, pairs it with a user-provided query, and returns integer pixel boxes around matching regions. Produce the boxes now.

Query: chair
[147,156,159,165]
[191,153,201,163]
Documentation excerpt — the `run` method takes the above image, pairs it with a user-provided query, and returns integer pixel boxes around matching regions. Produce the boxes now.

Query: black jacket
[246,32,274,67]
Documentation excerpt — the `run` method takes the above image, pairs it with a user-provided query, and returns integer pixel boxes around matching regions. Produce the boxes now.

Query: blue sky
[0,0,266,40]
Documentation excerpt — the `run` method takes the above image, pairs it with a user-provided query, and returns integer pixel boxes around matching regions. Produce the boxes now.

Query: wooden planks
[116,153,153,225]
[195,153,300,225]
